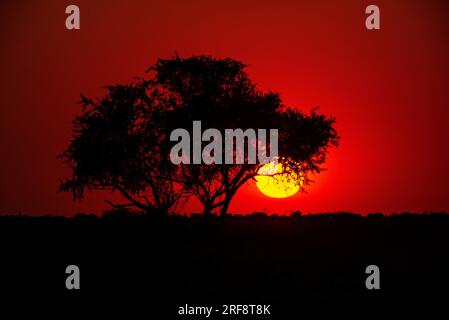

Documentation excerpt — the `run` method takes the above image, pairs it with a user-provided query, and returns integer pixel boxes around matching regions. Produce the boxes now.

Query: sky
[1,0,449,215]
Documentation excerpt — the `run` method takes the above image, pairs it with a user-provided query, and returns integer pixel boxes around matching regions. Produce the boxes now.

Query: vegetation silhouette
[1,212,448,315]
[60,55,339,216]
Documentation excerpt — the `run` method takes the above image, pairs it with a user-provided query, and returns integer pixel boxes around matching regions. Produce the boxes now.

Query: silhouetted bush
[249,212,268,218]
[291,210,303,218]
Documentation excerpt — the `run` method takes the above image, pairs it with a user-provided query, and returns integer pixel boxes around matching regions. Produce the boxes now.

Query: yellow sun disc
[255,162,302,198]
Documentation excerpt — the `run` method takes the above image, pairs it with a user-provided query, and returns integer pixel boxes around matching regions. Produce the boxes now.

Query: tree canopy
[61,55,339,216]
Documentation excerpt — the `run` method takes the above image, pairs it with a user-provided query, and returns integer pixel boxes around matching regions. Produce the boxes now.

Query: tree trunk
[219,199,231,218]
[202,200,213,216]
[219,190,236,217]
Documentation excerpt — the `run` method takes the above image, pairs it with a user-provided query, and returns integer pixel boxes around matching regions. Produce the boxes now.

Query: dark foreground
[1,212,448,317]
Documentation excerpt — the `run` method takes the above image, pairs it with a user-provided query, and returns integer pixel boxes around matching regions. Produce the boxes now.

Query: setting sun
[255,162,303,198]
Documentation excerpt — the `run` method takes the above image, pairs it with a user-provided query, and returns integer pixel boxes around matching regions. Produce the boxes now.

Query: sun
[255,161,303,198]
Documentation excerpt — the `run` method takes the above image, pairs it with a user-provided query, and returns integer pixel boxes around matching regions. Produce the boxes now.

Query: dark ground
[1,212,448,317]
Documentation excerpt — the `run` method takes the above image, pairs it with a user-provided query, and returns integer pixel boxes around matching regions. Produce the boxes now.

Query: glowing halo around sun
[255,161,303,198]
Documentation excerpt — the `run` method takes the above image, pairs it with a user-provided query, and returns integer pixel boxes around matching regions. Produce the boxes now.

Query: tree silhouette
[61,55,339,216]
[60,81,187,214]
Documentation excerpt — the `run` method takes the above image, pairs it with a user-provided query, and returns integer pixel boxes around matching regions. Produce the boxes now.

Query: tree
[60,81,187,214]
[149,55,339,216]
[61,54,339,216]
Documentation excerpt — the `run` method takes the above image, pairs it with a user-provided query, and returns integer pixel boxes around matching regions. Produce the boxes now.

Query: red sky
[1,0,449,215]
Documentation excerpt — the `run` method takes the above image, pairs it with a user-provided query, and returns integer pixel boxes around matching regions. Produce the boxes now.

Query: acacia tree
[60,81,187,214]
[61,55,339,216]
[150,55,339,216]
